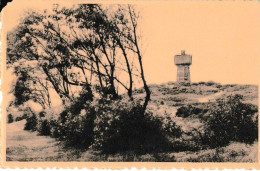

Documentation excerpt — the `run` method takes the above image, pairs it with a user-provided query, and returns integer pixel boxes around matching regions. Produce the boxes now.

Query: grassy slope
[132,82,258,132]
[134,82,258,107]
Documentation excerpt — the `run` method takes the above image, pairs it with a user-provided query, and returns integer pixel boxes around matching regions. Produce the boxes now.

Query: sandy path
[198,91,224,103]
[6,120,80,161]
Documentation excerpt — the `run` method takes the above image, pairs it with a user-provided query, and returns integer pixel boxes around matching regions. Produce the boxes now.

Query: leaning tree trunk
[128,5,151,114]
[137,48,151,114]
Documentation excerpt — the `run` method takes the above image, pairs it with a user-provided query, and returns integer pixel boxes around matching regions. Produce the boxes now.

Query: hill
[132,81,257,128]
[134,81,257,105]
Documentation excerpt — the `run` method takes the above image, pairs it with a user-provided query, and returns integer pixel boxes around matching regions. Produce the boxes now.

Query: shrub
[40,85,96,147]
[162,113,182,138]
[37,119,51,136]
[171,139,202,152]
[45,98,182,153]
[176,105,203,118]
[38,111,46,118]
[49,119,61,138]
[135,88,145,94]
[61,108,96,148]
[203,94,258,148]
[24,113,38,131]
[69,85,93,116]
[15,116,24,121]
[176,106,190,117]
[60,110,68,124]
[45,104,95,148]
[216,84,222,89]
[33,89,182,154]
[92,100,181,154]
[205,81,216,86]
[7,114,14,123]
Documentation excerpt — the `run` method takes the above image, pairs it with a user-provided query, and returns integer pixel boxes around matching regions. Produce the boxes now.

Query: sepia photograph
[1,0,259,167]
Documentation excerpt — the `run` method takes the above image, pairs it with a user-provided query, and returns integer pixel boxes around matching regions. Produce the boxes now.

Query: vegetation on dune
[174,93,258,150]
[7,79,258,161]
[15,80,258,159]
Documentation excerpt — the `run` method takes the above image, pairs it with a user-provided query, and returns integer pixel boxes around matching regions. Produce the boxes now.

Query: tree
[111,5,151,112]
[7,4,151,114]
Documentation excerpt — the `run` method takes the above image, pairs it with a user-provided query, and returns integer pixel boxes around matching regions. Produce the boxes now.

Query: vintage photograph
[2,0,259,165]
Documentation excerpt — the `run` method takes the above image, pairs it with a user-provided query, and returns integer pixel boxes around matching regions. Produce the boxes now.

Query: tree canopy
[7,4,150,113]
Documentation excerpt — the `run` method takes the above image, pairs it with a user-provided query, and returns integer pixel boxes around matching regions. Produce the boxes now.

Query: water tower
[174,50,192,84]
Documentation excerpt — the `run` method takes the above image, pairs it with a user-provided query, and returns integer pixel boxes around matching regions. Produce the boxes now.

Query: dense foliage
[203,94,258,148]
[25,95,181,153]
[176,105,205,118]
[92,101,182,154]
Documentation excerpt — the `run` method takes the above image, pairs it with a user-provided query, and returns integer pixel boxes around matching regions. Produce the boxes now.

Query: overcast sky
[3,0,260,85]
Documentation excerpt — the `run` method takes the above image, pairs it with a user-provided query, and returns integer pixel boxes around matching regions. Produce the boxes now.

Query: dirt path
[6,120,81,161]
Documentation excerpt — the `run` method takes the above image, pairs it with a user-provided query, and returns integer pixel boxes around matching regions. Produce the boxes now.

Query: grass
[173,141,258,162]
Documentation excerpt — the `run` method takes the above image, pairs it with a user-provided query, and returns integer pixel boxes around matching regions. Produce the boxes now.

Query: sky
[2,0,260,85]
